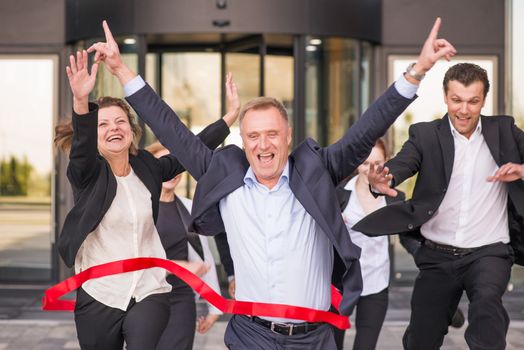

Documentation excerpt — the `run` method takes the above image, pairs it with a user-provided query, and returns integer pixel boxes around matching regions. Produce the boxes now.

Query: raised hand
[222,72,241,127]
[87,20,136,85]
[66,50,98,114]
[411,17,457,79]
[487,162,524,183]
[367,162,398,197]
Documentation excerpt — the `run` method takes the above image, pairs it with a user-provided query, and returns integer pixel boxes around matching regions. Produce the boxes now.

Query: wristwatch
[405,62,425,81]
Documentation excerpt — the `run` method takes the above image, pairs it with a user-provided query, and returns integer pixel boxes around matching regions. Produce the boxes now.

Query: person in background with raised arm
[88,18,455,350]
[146,73,239,349]
[332,139,405,350]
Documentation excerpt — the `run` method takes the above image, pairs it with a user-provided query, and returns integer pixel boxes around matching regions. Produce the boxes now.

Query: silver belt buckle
[270,322,294,336]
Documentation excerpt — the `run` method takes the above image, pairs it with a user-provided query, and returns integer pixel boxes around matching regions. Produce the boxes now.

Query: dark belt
[245,315,322,336]
[423,239,481,256]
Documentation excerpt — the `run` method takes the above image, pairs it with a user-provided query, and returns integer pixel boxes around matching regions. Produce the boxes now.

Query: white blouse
[342,177,389,296]
[75,168,171,310]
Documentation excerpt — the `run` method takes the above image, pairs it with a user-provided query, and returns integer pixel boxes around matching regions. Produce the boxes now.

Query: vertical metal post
[293,35,306,146]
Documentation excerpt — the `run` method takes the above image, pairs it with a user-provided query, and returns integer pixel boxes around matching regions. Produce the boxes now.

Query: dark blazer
[126,82,415,315]
[57,104,229,267]
[353,114,524,265]
[331,178,406,288]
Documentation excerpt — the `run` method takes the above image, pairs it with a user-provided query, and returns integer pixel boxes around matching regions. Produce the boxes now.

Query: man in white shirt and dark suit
[88,18,456,350]
[354,63,524,350]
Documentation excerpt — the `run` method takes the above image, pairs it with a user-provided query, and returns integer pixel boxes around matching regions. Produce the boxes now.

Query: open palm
[66,50,98,100]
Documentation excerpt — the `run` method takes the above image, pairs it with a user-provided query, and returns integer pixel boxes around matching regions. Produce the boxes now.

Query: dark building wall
[376,0,506,112]
[0,0,65,46]
[66,0,381,43]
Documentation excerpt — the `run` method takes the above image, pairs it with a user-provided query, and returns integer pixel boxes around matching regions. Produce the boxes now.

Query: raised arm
[65,51,100,189]
[87,21,220,180]
[322,17,455,185]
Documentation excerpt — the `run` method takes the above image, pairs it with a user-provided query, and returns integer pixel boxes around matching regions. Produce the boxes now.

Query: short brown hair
[443,63,490,98]
[239,97,288,125]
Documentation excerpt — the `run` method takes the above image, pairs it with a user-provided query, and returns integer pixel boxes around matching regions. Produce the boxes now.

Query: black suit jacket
[126,82,415,315]
[353,114,524,265]
[57,104,229,267]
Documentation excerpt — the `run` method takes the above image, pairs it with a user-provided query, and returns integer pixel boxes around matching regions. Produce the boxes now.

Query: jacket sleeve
[386,124,423,187]
[126,83,214,180]
[66,103,100,190]
[214,232,235,277]
[319,83,416,185]
[157,119,230,181]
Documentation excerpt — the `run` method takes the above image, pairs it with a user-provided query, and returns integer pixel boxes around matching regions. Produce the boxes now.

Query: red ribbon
[42,257,350,329]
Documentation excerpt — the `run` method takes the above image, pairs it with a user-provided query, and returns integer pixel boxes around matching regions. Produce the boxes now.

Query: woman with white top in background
[333,139,405,350]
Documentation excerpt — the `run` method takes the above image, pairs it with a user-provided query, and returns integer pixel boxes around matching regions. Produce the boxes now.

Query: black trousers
[156,286,197,350]
[74,287,170,350]
[224,315,336,350]
[333,287,388,350]
[403,242,513,350]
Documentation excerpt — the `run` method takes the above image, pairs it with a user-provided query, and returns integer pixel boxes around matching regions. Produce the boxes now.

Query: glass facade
[511,0,524,128]
[305,37,361,146]
[0,55,58,282]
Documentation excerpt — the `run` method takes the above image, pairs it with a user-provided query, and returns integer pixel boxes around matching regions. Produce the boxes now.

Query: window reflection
[0,56,57,281]
[305,37,360,146]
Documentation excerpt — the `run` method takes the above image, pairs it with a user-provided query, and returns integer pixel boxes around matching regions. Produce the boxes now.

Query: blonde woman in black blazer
[55,51,237,350]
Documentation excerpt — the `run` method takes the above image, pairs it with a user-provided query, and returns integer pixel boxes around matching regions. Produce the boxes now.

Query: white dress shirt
[421,119,510,248]
[342,177,389,296]
[75,168,171,310]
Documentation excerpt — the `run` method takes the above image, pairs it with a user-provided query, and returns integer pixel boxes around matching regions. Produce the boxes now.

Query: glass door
[0,55,58,282]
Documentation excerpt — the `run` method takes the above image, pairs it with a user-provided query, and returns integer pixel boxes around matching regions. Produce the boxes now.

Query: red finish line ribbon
[42,257,350,329]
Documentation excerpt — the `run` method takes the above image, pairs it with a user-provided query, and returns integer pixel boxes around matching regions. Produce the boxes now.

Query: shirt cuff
[394,73,419,99]
[124,75,146,97]
[227,275,235,283]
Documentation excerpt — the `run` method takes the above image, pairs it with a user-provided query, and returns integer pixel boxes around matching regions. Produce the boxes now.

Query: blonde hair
[54,97,142,155]
[239,96,288,125]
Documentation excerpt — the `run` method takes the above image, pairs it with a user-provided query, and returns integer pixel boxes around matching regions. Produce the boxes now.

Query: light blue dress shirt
[123,73,419,323]
[219,162,334,323]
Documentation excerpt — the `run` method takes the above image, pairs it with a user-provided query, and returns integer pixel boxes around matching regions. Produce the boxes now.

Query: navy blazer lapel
[437,115,455,184]
[289,162,334,248]
[481,116,501,165]
[191,156,248,220]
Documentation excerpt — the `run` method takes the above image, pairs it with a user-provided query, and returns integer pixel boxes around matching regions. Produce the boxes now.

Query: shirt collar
[244,161,290,189]
[343,175,358,191]
[448,115,482,140]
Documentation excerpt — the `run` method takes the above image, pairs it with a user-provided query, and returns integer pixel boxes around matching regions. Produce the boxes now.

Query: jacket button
[407,224,414,230]
[428,210,434,215]
[442,188,447,193]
